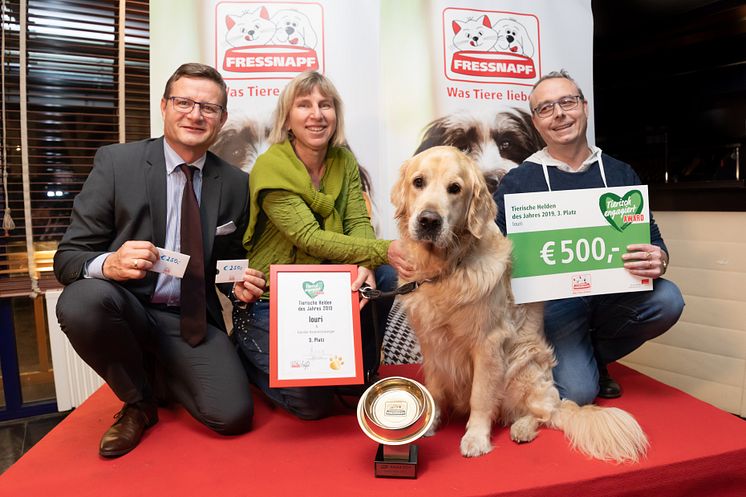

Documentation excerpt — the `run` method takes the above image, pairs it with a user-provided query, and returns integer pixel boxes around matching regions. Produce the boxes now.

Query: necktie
[179,164,206,346]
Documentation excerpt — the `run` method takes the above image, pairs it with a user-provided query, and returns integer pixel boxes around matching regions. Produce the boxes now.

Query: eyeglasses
[532,95,583,118]
[168,96,224,118]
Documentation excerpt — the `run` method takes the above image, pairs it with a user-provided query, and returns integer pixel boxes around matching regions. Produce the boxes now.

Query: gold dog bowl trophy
[357,377,435,479]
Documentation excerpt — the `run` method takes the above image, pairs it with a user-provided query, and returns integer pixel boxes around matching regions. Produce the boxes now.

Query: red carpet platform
[2,363,746,497]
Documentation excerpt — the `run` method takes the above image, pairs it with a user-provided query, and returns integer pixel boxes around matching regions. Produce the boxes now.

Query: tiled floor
[0,411,70,475]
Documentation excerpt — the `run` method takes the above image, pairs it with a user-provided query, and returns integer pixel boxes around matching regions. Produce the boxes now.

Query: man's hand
[232,268,266,303]
[622,243,668,279]
[102,241,159,281]
[352,266,376,310]
[387,240,415,280]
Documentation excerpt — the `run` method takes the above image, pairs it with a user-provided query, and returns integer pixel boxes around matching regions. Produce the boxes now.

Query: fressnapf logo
[216,2,324,80]
[571,274,592,294]
[443,8,540,85]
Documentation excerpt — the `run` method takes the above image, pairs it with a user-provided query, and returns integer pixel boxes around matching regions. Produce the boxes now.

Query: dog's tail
[550,399,648,463]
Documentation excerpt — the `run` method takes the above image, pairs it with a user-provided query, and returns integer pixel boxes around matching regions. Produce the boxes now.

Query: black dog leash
[358,281,424,300]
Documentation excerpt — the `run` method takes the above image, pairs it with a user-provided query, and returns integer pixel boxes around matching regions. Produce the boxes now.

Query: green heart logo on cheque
[302,281,325,298]
[598,190,644,232]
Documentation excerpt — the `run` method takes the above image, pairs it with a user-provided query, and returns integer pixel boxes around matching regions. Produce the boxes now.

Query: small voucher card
[269,264,363,388]
[215,259,248,283]
[151,248,190,278]
[505,186,652,303]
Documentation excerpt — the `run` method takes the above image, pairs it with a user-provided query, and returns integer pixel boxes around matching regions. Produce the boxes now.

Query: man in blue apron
[494,70,684,404]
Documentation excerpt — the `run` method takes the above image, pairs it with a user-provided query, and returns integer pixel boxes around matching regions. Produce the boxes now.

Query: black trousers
[56,278,252,435]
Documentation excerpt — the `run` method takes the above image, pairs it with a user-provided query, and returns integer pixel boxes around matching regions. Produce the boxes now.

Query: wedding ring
[133,259,139,269]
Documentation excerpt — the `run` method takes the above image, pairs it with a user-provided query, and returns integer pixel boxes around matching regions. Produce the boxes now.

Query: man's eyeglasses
[532,95,583,118]
[168,96,224,118]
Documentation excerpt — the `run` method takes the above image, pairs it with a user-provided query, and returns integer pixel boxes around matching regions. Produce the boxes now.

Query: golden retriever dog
[390,146,648,462]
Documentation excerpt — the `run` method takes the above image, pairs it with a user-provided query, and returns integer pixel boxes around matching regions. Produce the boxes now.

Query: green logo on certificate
[302,281,325,298]
[599,190,644,232]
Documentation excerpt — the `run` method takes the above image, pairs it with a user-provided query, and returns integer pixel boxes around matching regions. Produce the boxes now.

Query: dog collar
[359,281,425,300]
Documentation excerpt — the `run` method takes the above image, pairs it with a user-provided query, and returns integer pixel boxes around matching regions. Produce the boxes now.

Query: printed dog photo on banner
[210,117,273,172]
[414,108,544,193]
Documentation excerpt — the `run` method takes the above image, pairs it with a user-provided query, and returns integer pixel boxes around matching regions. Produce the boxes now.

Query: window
[593,0,746,211]
[0,0,150,297]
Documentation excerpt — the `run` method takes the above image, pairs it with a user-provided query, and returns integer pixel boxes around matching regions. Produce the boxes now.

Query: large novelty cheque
[269,265,364,387]
[504,186,652,304]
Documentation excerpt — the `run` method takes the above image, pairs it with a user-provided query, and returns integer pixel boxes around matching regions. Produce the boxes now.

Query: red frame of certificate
[269,264,364,387]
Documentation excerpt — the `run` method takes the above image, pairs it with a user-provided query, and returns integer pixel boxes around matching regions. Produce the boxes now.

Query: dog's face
[494,18,534,57]
[415,110,545,193]
[210,118,271,172]
[392,146,496,249]
[271,10,317,48]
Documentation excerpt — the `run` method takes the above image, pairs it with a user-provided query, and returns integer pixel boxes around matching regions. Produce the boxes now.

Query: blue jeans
[544,278,684,405]
[233,301,336,420]
[232,265,397,419]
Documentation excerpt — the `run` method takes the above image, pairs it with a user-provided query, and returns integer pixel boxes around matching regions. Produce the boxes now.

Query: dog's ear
[452,20,462,35]
[518,22,535,57]
[226,15,236,30]
[415,116,462,155]
[391,158,411,221]
[466,162,497,239]
[480,15,492,29]
[514,108,546,153]
[260,6,270,20]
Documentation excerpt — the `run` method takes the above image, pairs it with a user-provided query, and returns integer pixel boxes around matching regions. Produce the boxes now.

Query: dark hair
[530,69,585,101]
[163,63,228,107]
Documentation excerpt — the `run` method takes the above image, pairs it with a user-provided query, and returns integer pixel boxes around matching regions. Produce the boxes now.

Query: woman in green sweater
[232,71,410,420]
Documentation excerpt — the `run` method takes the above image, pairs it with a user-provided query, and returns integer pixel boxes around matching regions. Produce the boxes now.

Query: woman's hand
[353,266,376,309]
[622,243,668,279]
[232,268,266,303]
[387,240,415,280]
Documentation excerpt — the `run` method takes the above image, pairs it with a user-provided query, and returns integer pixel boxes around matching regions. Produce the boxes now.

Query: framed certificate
[269,264,364,387]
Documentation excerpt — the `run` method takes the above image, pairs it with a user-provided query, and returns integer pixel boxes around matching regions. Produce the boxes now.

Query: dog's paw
[460,432,493,457]
[328,356,344,370]
[509,416,538,443]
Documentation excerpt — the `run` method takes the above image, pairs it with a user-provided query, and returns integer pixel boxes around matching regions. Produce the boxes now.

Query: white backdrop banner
[151,0,593,239]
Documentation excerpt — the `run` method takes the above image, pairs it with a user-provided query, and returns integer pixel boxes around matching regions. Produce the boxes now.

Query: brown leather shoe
[598,365,623,399]
[99,402,158,458]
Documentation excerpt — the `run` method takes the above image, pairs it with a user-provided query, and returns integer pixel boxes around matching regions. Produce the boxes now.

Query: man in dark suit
[53,63,265,458]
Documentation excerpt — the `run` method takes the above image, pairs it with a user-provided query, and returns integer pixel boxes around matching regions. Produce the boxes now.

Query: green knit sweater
[244,140,390,297]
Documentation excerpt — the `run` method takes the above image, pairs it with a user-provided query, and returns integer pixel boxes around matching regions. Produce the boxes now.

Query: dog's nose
[417,210,442,234]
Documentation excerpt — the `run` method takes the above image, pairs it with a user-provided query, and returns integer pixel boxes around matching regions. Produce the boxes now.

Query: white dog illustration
[271,9,318,49]
[494,18,534,57]
[452,15,498,52]
[225,7,276,47]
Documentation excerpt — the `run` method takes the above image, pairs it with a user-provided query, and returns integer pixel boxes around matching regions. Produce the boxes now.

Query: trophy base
[374,444,419,479]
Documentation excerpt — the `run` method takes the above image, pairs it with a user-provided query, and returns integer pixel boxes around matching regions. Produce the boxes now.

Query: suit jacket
[53,137,249,330]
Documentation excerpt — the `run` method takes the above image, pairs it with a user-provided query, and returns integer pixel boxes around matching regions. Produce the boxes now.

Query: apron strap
[540,151,608,190]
